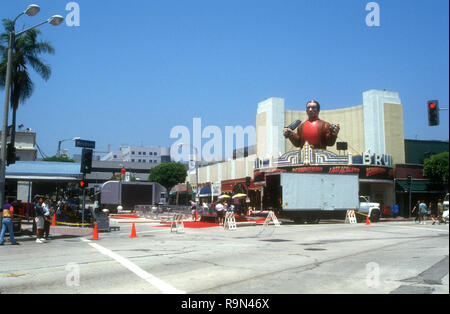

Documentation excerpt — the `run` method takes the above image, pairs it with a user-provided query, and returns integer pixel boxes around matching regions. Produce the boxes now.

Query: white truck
[263,172,360,223]
[443,193,449,223]
[100,181,167,212]
[358,196,381,222]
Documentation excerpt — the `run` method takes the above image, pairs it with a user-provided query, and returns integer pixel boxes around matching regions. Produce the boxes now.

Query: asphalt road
[0,220,448,297]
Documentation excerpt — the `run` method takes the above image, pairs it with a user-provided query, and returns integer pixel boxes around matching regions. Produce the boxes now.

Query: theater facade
[189,89,405,211]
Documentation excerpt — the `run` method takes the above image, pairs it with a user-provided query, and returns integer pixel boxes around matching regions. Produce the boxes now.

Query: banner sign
[254,165,393,182]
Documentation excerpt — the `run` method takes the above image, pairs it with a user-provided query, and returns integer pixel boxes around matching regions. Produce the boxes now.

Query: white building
[0,130,37,162]
[101,145,171,165]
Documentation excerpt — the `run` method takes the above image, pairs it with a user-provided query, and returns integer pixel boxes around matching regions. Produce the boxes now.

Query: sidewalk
[380,216,415,223]
[21,223,94,237]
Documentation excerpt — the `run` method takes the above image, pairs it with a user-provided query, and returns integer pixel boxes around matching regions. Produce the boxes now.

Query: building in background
[0,130,37,162]
[394,139,449,217]
[101,145,171,164]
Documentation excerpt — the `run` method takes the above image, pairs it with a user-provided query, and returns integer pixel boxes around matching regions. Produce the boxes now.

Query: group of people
[0,195,68,246]
[189,199,252,225]
[411,199,445,225]
[33,197,54,244]
[214,201,254,225]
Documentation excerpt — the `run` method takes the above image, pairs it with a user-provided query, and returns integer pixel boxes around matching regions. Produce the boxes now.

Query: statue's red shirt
[302,120,320,146]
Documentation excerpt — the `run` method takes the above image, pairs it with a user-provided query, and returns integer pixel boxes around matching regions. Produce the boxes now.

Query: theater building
[188,89,407,210]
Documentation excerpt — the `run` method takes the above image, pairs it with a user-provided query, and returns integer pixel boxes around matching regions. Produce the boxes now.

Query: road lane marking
[392,225,449,233]
[80,238,184,294]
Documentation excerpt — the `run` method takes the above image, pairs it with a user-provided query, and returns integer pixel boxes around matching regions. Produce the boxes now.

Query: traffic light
[6,143,16,166]
[80,148,93,174]
[407,174,412,187]
[79,179,87,188]
[245,176,251,187]
[427,100,439,126]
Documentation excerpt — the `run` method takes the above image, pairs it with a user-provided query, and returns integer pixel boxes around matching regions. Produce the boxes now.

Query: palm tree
[0,18,55,144]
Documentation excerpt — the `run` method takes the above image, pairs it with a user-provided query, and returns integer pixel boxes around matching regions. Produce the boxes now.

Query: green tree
[42,155,75,163]
[148,162,187,194]
[0,19,55,144]
[424,152,449,183]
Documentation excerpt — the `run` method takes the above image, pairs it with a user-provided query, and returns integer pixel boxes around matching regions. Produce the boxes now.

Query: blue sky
[1,0,449,159]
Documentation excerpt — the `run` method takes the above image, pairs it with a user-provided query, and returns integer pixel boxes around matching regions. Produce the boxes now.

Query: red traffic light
[79,180,86,188]
[427,100,439,126]
[121,168,126,175]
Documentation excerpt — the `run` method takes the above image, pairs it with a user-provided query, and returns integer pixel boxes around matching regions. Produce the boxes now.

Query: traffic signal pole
[81,173,86,227]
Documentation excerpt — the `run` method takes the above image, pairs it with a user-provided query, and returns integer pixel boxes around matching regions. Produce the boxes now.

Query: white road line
[381,225,449,233]
[80,238,185,294]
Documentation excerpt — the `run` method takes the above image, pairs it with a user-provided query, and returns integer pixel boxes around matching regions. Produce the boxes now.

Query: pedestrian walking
[419,201,428,225]
[43,198,52,239]
[34,197,46,243]
[0,198,20,246]
[437,198,443,224]
[429,201,438,225]
[412,200,420,223]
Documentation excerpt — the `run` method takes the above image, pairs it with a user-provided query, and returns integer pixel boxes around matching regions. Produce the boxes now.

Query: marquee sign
[253,145,394,182]
[254,165,393,182]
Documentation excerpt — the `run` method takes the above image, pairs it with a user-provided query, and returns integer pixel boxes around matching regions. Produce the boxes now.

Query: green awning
[396,180,447,193]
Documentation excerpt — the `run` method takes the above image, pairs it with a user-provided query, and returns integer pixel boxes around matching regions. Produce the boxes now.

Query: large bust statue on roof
[283,100,340,150]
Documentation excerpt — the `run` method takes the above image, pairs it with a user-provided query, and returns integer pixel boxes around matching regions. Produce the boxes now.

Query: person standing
[215,201,224,226]
[234,200,243,216]
[34,197,46,243]
[0,198,20,245]
[190,200,197,222]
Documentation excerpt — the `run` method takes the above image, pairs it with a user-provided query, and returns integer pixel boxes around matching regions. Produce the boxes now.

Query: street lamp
[177,143,199,197]
[57,137,80,156]
[24,5,41,17]
[1,5,64,206]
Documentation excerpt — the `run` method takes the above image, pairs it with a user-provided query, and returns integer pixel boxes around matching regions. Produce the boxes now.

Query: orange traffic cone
[92,223,99,240]
[365,216,371,226]
[51,214,56,226]
[130,223,137,238]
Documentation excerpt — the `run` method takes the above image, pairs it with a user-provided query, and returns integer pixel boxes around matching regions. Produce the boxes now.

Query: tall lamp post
[0,5,64,206]
[177,143,199,198]
[57,137,80,156]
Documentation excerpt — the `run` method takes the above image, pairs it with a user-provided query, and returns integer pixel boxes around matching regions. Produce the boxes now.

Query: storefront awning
[199,186,211,197]
[6,161,81,181]
[396,180,447,193]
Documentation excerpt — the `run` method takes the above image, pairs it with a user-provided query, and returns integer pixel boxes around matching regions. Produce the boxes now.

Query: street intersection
[0,219,448,296]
